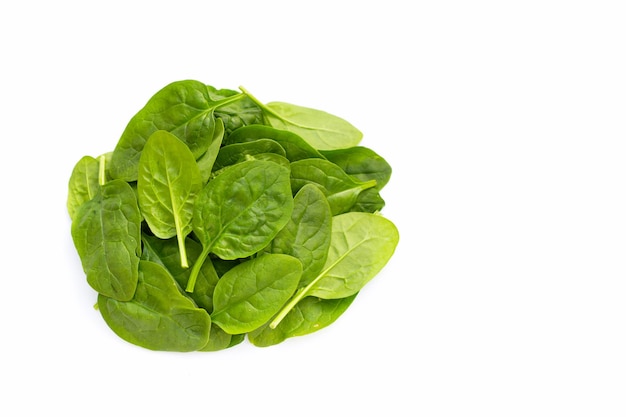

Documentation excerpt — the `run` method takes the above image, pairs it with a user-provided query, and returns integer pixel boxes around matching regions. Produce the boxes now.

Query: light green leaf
[137,130,202,268]
[240,87,362,150]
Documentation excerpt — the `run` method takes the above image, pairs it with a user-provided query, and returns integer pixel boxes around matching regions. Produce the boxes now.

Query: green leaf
[110,80,245,181]
[249,294,357,347]
[187,159,293,292]
[226,124,325,161]
[98,261,211,352]
[67,155,100,221]
[307,212,399,298]
[208,85,264,135]
[137,130,202,268]
[240,87,362,150]
[71,179,142,301]
[212,139,286,172]
[196,117,225,184]
[211,254,302,334]
[320,146,392,191]
[270,212,398,328]
[141,235,219,312]
[264,184,332,286]
[290,158,377,215]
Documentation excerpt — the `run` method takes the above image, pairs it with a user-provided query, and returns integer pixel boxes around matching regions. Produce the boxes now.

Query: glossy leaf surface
[264,184,332,286]
[137,130,202,267]
[307,212,399,298]
[67,155,100,220]
[321,146,392,191]
[226,124,325,161]
[290,158,377,215]
[270,212,398,328]
[110,80,245,181]
[98,261,211,352]
[71,179,141,301]
[240,87,362,150]
[211,254,302,334]
[196,117,225,184]
[249,294,357,347]
[193,159,293,260]
[212,139,286,172]
[142,235,219,312]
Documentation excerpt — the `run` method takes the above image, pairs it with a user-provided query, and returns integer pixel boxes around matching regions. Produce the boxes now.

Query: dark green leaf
[226,124,325,161]
[71,179,141,301]
[110,80,245,181]
[290,158,377,215]
[98,261,211,352]
[264,184,332,286]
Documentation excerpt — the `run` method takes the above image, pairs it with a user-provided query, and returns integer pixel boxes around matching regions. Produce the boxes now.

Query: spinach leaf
[351,188,386,213]
[196,117,225,184]
[240,87,362,150]
[98,260,211,352]
[187,159,293,292]
[71,179,142,301]
[270,212,398,328]
[248,294,357,347]
[290,158,377,215]
[264,184,332,286]
[198,324,236,352]
[67,155,100,221]
[137,130,202,268]
[142,235,219,312]
[207,85,264,135]
[212,138,286,172]
[226,124,325,161]
[211,254,302,334]
[110,80,246,181]
[320,146,392,191]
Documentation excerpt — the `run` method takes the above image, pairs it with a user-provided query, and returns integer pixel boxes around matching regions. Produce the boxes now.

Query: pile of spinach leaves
[67,80,399,351]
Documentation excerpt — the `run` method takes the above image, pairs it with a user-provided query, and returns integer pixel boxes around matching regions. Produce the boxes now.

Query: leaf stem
[213,92,247,109]
[98,154,106,186]
[238,86,279,119]
[186,245,211,293]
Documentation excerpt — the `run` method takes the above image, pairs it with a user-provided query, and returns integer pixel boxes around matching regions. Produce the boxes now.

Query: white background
[1,1,625,415]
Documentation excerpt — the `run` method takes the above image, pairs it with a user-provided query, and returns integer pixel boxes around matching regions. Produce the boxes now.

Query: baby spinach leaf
[249,294,357,347]
[211,254,302,334]
[188,159,293,292]
[208,85,264,135]
[71,179,142,301]
[270,212,398,328]
[290,158,377,215]
[305,212,399,298]
[320,146,392,191]
[212,139,286,172]
[226,124,325,161]
[142,235,219,312]
[110,80,246,181]
[352,188,386,213]
[98,260,211,352]
[67,155,100,221]
[198,324,236,352]
[264,184,332,286]
[137,130,202,268]
[240,87,362,150]
[196,117,225,184]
